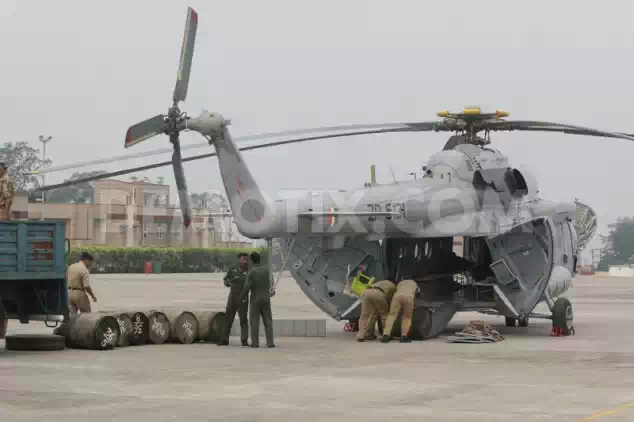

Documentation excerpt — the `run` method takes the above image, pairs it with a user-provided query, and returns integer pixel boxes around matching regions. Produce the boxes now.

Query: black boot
[400,336,412,343]
[380,335,391,343]
[241,340,249,347]
[217,340,229,346]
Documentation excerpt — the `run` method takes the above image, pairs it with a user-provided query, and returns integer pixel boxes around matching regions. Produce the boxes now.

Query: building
[608,265,634,277]
[11,179,251,248]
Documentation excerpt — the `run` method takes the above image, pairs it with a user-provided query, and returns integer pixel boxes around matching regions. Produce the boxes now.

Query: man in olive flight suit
[218,253,250,346]
[356,279,397,342]
[239,252,275,348]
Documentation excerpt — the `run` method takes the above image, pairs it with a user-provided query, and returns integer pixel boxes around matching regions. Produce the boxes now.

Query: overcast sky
[2,0,633,260]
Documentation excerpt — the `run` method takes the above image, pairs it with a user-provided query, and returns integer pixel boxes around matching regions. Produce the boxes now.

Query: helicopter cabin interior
[373,236,498,303]
[348,215,559,310]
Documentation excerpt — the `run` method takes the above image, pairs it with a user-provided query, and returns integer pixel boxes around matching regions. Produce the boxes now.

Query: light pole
[38,135,52,202]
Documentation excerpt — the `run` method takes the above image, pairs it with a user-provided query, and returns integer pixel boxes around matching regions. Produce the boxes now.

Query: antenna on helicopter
[389,166,397,184]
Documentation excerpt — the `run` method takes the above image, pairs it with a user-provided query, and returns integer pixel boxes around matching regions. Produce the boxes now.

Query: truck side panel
[0,221,66,278]
[0,220,68,324]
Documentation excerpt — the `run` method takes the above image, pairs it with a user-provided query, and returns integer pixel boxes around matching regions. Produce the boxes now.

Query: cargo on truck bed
[0,220,69,331]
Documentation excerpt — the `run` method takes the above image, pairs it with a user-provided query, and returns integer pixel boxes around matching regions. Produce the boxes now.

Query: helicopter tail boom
[189,112,275,238]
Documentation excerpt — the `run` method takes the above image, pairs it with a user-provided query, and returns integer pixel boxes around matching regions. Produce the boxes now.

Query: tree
[0,141,51,193]
[598,217,634,270]
[46,171,108,204]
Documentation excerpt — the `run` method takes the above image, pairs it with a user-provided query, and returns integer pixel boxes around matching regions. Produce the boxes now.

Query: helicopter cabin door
[279,235,387,322]
[484,216,555,318]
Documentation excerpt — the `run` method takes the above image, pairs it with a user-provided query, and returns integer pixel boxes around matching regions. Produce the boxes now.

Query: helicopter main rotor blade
[33,117,634,193]
[34,126,422,192]
[33,122,417,176]
[173,7,198,103]
[485,120,634,142]
[125,114,166,148]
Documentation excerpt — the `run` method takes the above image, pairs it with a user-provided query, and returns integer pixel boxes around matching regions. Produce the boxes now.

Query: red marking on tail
[184,218,191,228]
[125,128,132,146]
[236,176,246,200]
[190,8,198,23]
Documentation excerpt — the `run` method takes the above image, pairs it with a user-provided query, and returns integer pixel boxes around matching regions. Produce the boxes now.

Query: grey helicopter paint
[36,7,609,338]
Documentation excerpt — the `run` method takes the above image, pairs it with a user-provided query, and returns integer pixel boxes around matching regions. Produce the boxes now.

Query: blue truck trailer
[0,220,69,340]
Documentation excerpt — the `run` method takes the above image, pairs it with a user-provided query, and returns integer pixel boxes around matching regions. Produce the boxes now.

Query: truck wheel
[552,297,574,336]
[505,317,516,327]
[5,334,66,351]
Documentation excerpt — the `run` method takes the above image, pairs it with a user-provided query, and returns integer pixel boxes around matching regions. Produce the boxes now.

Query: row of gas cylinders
[54,310,226,350]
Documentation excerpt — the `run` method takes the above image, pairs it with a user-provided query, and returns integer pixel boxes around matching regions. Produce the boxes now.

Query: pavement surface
[1,273,634,422]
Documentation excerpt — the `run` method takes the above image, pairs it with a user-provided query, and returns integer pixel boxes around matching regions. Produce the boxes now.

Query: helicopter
[36,6,618,340]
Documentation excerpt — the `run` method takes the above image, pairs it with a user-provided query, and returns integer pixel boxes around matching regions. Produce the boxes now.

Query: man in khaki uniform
[67,252,97,313]
[0,163,14,220]
[356,279,396,342]
[381,279,419,343]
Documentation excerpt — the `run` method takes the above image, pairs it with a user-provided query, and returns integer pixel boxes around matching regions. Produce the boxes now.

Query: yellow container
[351,272,376,297]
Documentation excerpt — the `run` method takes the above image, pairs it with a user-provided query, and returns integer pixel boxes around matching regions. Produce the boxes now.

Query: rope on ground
[446,320,505,344]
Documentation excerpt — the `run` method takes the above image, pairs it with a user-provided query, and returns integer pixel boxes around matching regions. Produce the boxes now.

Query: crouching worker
[356,279,396,342]
[382,279,419,343]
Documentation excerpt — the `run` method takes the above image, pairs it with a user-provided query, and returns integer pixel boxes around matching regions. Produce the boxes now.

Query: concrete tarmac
[1,273,634,422]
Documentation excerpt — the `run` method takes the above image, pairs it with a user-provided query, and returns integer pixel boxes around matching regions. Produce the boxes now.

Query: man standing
[67,252,97,314]
[0,163,14,220]
[381,279,419,343]
[240,252,275,348]
[218,253,249,346]
[356,279,396,342]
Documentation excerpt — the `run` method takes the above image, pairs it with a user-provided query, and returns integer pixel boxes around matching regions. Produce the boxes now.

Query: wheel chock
[551,327,563,336]
[550,326,575,337]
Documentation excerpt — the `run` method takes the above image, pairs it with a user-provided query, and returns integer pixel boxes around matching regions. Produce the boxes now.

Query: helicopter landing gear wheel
[551,297,574,336]
[505,317,516,327]
[518,316,529,327]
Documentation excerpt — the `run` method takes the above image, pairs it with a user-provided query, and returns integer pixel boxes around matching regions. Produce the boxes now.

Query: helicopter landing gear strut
[498,291,574,336]
[505,316,529,327]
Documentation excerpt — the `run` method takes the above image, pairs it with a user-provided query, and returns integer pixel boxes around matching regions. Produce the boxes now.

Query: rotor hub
[435,106,510,145]
[165,105,187,144]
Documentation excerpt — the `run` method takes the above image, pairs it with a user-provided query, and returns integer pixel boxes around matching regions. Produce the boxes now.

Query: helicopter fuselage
[203,120,580,338]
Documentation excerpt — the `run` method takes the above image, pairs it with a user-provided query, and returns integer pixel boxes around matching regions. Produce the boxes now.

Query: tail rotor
[123,7,198,228]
